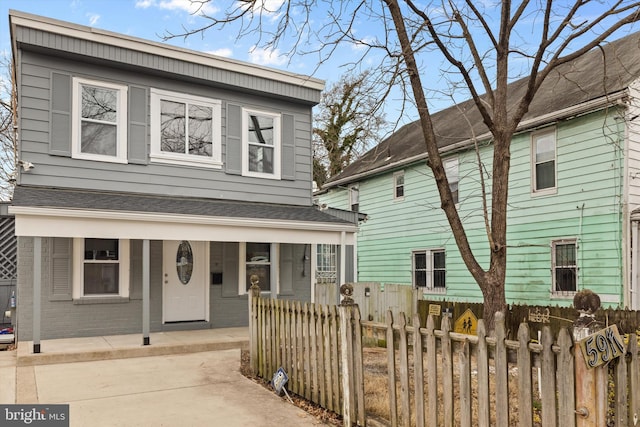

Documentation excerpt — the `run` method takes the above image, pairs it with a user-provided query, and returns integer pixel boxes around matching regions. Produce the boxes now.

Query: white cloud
[248,46,287,66]
[136,0,218,15]
[352,35,377,51]
[86,13,100,26]
[207,48,233,58]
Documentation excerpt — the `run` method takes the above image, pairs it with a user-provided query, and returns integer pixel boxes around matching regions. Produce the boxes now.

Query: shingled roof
[324,31,640,188]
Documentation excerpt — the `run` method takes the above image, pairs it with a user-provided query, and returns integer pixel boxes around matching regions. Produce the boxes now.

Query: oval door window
[176,241,194,285]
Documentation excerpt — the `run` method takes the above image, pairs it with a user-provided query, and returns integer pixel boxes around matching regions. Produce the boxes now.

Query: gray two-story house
[9,10,357,350]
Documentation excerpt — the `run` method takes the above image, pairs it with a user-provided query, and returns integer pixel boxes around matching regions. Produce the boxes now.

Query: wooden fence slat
[323,304,334,411]
[303,302,311,400]
[540,326,557,427]
[494,312,509,427]
[330,305,341,415]
[615,338,629,427]
[295,301,303,395]
[476,319,490,427]
[629,334,639,426]
[284,300,292,382]
[353,306,366,427]
[310,303,319,404]
[317,304,327,408]
[556,328,575,427]
[459,339,472,427]
[441,315,454,427]
[412,313,425,427]
[517,322,533,427]
[340,305,353,427]
[426,315,438,427]
[386,310,398,427]
[398,313,411,427]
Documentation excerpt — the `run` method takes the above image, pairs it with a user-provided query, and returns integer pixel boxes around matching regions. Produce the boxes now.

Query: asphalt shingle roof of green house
[324,30,640,188]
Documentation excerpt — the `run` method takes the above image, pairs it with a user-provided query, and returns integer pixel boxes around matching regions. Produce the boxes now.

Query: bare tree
[0,55,17,201]
[313,70,388,187]
[165,0,640,329]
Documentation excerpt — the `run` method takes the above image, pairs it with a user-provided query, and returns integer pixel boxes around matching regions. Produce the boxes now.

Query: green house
[316,31,640,309]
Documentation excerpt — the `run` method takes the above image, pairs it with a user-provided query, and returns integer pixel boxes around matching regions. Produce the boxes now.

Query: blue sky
[2,1,640,129]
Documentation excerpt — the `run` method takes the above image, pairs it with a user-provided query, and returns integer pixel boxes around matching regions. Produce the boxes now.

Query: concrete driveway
[0,329,329,426]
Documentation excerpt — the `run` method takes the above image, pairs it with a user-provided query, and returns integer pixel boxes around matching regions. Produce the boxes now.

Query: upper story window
[242,108,281,179]
[532,130,557,194]
[349,184,359,212]
[413,249,446,293]
[150,89,222,168]
[444,157,459,204]
[552,239,577,296]
[393,171,405,200]
[72,78,128,163]
[72,238,130,299]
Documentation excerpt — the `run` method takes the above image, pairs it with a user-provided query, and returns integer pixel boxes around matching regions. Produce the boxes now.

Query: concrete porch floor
[15,327,249,366]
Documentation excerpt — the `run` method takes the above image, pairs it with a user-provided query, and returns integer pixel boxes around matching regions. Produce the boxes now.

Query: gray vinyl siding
[17,50,315,206]
[13,26,320,105]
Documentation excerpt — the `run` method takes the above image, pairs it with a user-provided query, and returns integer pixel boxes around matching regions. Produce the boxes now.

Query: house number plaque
[578,324,625,369]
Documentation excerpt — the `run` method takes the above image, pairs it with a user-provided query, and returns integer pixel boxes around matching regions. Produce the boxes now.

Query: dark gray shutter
[129,240,142,299]
[128,86,148,164]
[50,72,71,156]
[225,104,242,175]
[281,113,295,180]
[279,244,294,295]
[222,242,239,297]
[49,237,72,301]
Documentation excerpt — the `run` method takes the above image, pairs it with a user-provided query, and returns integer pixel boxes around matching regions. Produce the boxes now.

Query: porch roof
[10,186,357,245]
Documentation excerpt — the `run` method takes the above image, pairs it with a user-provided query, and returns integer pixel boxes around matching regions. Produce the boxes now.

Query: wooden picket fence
[249,295,640,426]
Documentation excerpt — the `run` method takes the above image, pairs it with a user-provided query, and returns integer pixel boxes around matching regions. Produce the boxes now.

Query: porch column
[142,239,150,345]
[32,237,41,354]
[632,221,639,310]
[340,231,346,285]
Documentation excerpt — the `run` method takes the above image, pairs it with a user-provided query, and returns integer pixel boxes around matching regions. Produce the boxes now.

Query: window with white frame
[150,89,222,167]
[349,184,359,212]
[73,238,130,298]
[240,242,275,293]
[394,171,405,200]
[72,78,128,163]
[242,109,281,179]
[316,244,337,285]
[444,157,459,204]
[412,249,446,292]
[552,239,577,294]
[532,130,556,193]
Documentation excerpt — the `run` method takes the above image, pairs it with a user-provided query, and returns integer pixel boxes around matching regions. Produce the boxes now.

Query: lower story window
[316,244,337,285]
[413,249,446,292]
[552,239,577,294]
[73,238,130,299]
[243,242,272,293]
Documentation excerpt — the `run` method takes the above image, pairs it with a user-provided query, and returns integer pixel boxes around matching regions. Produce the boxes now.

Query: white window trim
[531,128,558,196]
[149,88,222,168]
[71,77,128,164]
[393,171,405,201]
[349,184,359,211]
[241,108,281,179]
[238,242,279,295]
[412,248,446,293]
[444,157,459,205]
[551,238,578,298]
[72,238,130,299]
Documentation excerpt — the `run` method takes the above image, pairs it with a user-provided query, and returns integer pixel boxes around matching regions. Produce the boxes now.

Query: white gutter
[9,206,357,233]
[9,10,324,92]
[325,90,629,188]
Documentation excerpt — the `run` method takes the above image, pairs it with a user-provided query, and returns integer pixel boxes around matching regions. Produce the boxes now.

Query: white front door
[163,240,208,322]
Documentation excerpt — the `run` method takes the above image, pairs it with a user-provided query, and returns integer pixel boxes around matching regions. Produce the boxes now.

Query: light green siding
[319,109,627,306]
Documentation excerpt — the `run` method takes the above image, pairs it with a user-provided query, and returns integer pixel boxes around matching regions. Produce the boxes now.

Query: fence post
[339,283,356,427]
[248,274,261,375]
[572,289,605,427]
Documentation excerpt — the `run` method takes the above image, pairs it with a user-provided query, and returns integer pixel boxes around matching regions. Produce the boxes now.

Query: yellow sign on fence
[454,309,477,335]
